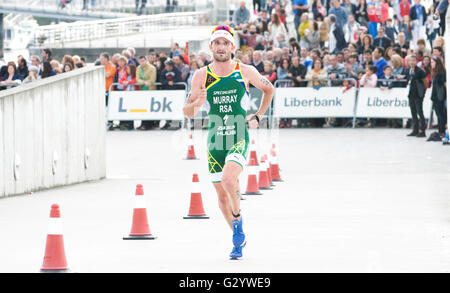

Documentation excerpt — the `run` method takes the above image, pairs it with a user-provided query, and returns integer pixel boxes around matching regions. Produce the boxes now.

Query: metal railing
[33,10,211,47]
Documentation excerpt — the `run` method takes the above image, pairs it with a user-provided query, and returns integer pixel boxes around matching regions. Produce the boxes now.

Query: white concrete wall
[0,66,106,197]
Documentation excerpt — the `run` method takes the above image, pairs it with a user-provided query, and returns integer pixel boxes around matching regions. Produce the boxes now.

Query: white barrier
[0,66,106,198]
[357,88,433,118]
[273,86,356,118]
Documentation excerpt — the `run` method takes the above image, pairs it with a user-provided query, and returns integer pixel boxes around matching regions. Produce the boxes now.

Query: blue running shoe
[229,241,247,260]
[232,217,246,248]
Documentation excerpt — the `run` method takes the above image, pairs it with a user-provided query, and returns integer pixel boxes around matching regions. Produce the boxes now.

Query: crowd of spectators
[0,48,87,91]
[1,0,448,138]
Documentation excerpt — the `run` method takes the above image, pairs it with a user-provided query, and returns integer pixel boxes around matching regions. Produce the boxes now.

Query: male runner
[183,25,274,259]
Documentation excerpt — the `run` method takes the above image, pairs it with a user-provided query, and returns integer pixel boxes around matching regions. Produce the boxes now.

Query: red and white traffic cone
[40,204,69,273]
[264,154,274,186]
[185,134,198,160]
[258,156,272,190]
[244,158,262,195]
[248,139,259,166]
[123,184,156,240]
[184,173,209,219]
[270,145,283,182]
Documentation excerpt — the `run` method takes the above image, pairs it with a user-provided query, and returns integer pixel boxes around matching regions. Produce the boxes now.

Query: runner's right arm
[183,68,207,118]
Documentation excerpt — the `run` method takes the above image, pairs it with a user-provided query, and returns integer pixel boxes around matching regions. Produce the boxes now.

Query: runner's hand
[247,114,260,129]
[193,84,207,107]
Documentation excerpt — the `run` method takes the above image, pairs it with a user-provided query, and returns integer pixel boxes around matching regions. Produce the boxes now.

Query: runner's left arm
[242,64,275,125]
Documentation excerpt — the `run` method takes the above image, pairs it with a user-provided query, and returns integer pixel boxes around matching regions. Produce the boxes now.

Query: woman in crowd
[23,65,40,84]
[312,0,326,20]
[0,62,22,88]
[305,57,328,88]
[268,13,287,47]
[120,63,138,91]
[41,61,57,78]
[17,57,29,80]
[116,56,128,91]
[305,21,320,50]
[318,15,329,48]
[62,63,74,73]
[61,55,75,70]
[277,58,290,81]
[357,34,374,56]
[419,55,432,85]
[430,56,447,138]
[355,0,369,27]
[298,12,312,48]
[391,54,408,87]
[261,60,277,84]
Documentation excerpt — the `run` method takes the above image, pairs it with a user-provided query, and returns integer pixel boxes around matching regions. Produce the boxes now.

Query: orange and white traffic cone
[123,184,156,240]
[264,154,274,186]
[248,139,259,166]
[184,173,209,219]
[185,134,198,160]
[244,158,262,195]
[40,204,69,273]
[258,156,272,190]
[270,145,283,182]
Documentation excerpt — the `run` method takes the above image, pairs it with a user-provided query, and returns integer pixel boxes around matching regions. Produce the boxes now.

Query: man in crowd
[173,54,190,82]
[136,55,157,130]
[373,26,392,50]
[233,1,250,27]
[288,55,307,87]
[372,47,388,78]
[252,50,265,73]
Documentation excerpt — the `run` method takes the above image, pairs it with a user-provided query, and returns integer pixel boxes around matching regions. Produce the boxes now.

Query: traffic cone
[264,154,274,186]
[185,134,198,160]
[248,139,259,165]
[184,173,209,219]
[258,156,272,190]
[270,145,283,182]
[244,158,262,195]
[40,204,69,273]
[123,184,156,240]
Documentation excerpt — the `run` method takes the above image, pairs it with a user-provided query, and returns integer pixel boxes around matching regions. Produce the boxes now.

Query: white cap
[210,30,235,46]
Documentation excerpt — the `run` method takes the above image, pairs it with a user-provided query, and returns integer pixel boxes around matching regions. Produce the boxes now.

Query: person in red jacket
[398,0,411,23]
[380,0,390,24]
[119,63,139,91]
[261,60,277,83]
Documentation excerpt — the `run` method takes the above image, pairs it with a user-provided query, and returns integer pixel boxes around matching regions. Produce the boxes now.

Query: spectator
[31,55,42,75]
[329,0,349,28]
[361,49,374,68]
[120,63,138,91]
[306,57,328,87]
[373,26,392,50]
[261,61,277,84]
[0,62,22,89]
[406,54,428,137]
[136,56,157,90]
[277,58,291,80]
[292,0,310,41]
[377,65,395,89]
[328,14,347,53]
[187,59,200,88]
[346,14,361,44]
[319,16,330,48]
[274,33,289,49]
[419,55,432,84]
[426,4,441,48]
[238,24,260,49]
[436,0,449,35]
[355,0,369,27]
[397,31,410,50]
[41,61,57,78]
[432,45,444,60]
[327,53,347,86]
[99,52,116,94]
[288,55,307,87]
[359,65,378,87]
[379,0,390,24]
[417,38,431,55]
[409,0,427,50]
[127,47,139,66]
[367,0,381,39]
[398,0,411,23]
[116,56,128,91]
[372,47,388,78]
[312,0,326,20]
[61,55,75,70]
[42,48,52,62]
[50,60,62,74]
[62,63,74,73]
[357,34,374,55]
[233,1,251,27]
[429,56,447,137]
[17,57,29,81]
[173,54,190,82]
[300,47,313,70]
[297,12,311,48]
[346,53,363,79]
[122,50,135,67]
[169,43,180,59]
[385,18,398,43]
[391,54,408,86]
[72,55,81,65]
[398,15,412,44]
[342,0,357,17]
[160,59,182,90]
[269,13,287,46]
[251,50,265,73]
[305,21,321,50]
[23,66,40,84]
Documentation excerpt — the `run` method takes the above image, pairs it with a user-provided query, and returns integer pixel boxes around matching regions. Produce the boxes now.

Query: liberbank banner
[274,87,356,118]
[356,88,433,118]
[107,90,186,121]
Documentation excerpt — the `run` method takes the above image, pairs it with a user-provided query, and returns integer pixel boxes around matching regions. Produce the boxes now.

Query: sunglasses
[212,25,235,38]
